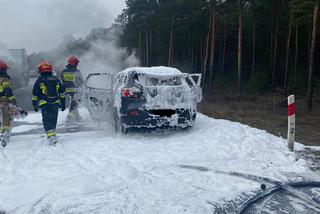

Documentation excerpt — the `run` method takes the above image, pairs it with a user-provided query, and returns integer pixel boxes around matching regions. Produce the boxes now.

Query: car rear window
[135,74,183,87]
[147,77,182,86]
[86,75,112,90]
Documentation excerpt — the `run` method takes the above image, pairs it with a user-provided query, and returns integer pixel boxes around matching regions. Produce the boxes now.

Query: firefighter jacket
[32,73,66,108]
[61,65,83,93]
[0,71,16,104]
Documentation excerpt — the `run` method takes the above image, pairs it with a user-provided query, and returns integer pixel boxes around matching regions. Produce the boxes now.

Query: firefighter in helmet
[0,60,17,147]
[61,56,83,125]
[32,61,66,144]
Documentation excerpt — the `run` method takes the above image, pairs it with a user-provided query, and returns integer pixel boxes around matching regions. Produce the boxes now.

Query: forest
[117,0,320,112]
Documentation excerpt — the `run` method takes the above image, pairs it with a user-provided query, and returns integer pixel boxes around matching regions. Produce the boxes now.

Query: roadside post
[287,95,295,151]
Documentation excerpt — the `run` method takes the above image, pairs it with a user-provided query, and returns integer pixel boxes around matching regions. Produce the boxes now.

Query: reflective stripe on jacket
[32,74,66,108]
[61,67,83,93]
[0,77,16,104]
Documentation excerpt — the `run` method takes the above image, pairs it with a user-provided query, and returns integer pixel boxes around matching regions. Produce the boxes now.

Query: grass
[199,92,320,146]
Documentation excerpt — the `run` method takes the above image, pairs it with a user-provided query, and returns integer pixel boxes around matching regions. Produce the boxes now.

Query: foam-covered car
[113,66,202,133]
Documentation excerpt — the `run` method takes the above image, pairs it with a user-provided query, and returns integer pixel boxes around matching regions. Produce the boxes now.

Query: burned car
[113,66,202,133]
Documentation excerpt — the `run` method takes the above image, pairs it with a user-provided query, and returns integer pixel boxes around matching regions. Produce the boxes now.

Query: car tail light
[121,88,141,98]
[128,110,140,116]
[122,88,132,97]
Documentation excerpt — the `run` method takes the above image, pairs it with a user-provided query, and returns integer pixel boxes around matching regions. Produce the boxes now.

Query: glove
[60,105,66,112]
[33,107,38,112]
[20,109,28,117]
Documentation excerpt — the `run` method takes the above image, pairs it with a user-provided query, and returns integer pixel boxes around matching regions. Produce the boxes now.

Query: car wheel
[114,110,127,134]
[114,110,120,133]
[122,125,128,134]
[192,113,197,121]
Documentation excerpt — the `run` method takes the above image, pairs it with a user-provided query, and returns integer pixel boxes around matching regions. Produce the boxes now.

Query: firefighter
[0,60,17,147]
[61,56,83,125]
[32,61,66,144]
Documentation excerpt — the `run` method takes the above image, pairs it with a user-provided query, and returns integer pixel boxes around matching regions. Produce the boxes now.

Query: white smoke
[0,0,125,52]
[34,26,140,78]
[78,40,140,78]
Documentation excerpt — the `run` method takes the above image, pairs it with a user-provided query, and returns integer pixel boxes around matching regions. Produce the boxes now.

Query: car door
[185,73,202,103]
[77,72,114,121]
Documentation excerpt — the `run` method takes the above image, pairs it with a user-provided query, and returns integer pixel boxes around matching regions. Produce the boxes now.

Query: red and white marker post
[287,95,296,151]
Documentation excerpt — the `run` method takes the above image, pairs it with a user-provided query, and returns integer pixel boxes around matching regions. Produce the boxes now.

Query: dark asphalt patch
[296,148,320,172]
[178,165,320,214]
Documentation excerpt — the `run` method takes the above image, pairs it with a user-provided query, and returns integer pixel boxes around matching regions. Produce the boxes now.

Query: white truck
[0,43,29,88]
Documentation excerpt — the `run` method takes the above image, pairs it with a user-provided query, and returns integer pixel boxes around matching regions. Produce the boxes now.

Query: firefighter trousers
[67,92,79,119]
[41,104,59,136]
[0,102,12,134]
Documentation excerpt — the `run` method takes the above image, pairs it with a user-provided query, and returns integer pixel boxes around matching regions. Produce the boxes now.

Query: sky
[0,0,126,53]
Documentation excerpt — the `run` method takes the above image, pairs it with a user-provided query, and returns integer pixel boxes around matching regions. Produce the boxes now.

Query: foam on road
[0,109,317,213]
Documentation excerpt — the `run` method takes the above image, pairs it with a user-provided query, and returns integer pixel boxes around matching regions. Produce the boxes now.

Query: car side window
[123,75,128,85]
[185,77,193,88]
[113,75,121,92]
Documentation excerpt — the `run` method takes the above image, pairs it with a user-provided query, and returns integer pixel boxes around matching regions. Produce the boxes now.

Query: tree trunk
[270,0,275,75]
[168,13,175,66]
[272,1,279,91]
[138,31,142,63]
[307,24,312,71]
[145,29,149,66]
[294,26,298,81]
[191,43,195,73]
[203,12,212,88]
[237,0,243,94]
[251,0,256,78]
[193,34,197,72]
[307,2,319,112]
[149,28,153,64]
[209,6,216,88]
[222,15,227,77]
[200,33,204,74]
[284,15,292,92]
[187,34,191,72]
[188,33,193,72]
